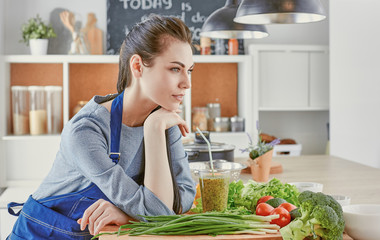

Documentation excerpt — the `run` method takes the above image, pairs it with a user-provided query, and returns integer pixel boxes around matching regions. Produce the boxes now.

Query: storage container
[45,86,62,134]
[28,86,47,135]
[11,86,29,135]
[230,116,244,132]
[213,117,230,132]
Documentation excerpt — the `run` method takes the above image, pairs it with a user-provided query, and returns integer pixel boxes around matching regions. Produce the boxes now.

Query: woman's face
[140,37,194,111]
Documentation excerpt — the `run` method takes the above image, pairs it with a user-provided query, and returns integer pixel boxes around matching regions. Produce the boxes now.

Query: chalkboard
[106,0,227,55]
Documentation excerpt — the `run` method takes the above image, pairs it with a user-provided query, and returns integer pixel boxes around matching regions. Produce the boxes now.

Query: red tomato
[257,195,274,205]
[270,207,291,228]
[255,203,274,216]
[279,202,297,212]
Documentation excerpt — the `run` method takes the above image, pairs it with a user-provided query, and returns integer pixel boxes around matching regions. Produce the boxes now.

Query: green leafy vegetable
[280,190,345,240]
[232,178,300,212]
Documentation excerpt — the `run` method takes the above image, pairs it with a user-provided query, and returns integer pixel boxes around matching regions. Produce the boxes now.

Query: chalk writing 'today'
[119,0,173,10]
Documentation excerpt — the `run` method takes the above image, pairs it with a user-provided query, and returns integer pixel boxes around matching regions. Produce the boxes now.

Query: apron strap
[8,201,25,216]
[109,91,124,164]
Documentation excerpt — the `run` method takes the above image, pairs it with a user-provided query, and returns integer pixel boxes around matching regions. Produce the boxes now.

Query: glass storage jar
[11,86,29,135]
[45,86,62,134]
[192,107,208,132]
[213,117,230,132]
[230,116,245,132]
[207,103,221,131]
[28,86,47,135]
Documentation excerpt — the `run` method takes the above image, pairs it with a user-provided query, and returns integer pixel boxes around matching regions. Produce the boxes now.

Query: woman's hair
[117,15,192,94]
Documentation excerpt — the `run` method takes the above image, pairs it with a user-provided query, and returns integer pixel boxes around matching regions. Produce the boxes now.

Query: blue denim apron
[7,92,125,239]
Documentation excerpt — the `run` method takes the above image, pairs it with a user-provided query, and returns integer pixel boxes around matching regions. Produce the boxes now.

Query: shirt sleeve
[166,126,197,213]
[63,117,195,220]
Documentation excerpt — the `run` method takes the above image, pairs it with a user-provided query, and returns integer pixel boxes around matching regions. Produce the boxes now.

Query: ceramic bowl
[343,204,380,240]
[331,194,351,207]
[288,182,323,193]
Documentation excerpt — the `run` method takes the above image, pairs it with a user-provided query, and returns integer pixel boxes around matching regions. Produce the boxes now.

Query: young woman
[7,15,196,239]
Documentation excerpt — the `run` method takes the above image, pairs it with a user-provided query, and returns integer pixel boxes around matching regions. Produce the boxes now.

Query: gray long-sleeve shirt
[33,95,196,219]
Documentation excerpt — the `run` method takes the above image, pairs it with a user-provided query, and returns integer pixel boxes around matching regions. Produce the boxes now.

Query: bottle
[228,39,239,55]
[28,86,47,135]
[200,37,211,55]
[11,86,29,135]
[45,86,62,134]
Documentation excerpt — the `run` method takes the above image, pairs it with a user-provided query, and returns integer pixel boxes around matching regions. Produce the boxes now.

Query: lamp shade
[200,0,268,39]
[234,0,326,24]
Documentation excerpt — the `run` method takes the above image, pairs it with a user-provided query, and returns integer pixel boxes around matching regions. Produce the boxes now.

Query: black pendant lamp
[200,0,268,39]
[234,0,326,24]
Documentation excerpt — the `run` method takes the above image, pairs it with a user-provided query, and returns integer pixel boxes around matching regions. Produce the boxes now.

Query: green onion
[92,212,280,239]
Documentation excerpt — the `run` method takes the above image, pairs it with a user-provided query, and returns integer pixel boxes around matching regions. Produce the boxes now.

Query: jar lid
[207,103,220,108]
[230,116,244,122]
[44,86,62,92]
[214,117,230,123]
[28,86,45,91]
[11,86,28,91]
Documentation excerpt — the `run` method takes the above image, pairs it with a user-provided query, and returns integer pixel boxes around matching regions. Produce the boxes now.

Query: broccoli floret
[280,191,345,240]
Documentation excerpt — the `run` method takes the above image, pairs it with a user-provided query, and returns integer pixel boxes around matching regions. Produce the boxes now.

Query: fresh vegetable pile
[280,190,345,240]
[92,212,280,239]
[93,179,345,239]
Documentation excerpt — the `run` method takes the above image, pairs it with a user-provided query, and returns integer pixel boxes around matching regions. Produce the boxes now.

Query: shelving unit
[0,54,255,186]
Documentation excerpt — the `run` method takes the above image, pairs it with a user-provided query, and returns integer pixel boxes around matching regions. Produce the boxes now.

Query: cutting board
[99,225,353,240]
[83,13,103,54]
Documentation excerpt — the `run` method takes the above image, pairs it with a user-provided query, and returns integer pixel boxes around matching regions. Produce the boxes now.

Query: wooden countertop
[237,155,380,205]
[99,155,380,239]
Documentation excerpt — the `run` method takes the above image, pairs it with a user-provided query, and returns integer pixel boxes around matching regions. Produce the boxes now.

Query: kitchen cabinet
[0,54,255,187]
[249,45,329,155]
[250,45,329,110]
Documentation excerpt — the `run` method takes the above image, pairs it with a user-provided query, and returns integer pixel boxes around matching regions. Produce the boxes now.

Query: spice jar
[28,86,47,135]
[213,117,230,132]
[11,86,29,135]
[200,37,211,55]
[230,116,245,132]
[228,39,238,55]
[192,107,208,132]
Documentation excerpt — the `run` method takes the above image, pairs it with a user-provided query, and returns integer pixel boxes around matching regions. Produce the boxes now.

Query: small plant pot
[29,39,48,55]
[249,149,273,182]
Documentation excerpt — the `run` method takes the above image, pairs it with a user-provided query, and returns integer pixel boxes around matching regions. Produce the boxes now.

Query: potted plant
[241,121,280,182]
[21,15,57,55]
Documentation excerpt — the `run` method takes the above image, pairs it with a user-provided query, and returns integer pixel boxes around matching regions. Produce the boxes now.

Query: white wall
[330,0,380,168]
[4,0,107,54]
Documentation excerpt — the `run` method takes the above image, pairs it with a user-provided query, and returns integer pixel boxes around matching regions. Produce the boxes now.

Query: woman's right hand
[144,107,189,137]
[77,199,132,236]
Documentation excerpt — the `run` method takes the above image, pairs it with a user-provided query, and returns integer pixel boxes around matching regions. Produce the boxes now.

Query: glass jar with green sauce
[199,169,230,212]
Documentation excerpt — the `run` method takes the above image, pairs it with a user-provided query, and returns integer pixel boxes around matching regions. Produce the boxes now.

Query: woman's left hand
[77,199,132,236]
